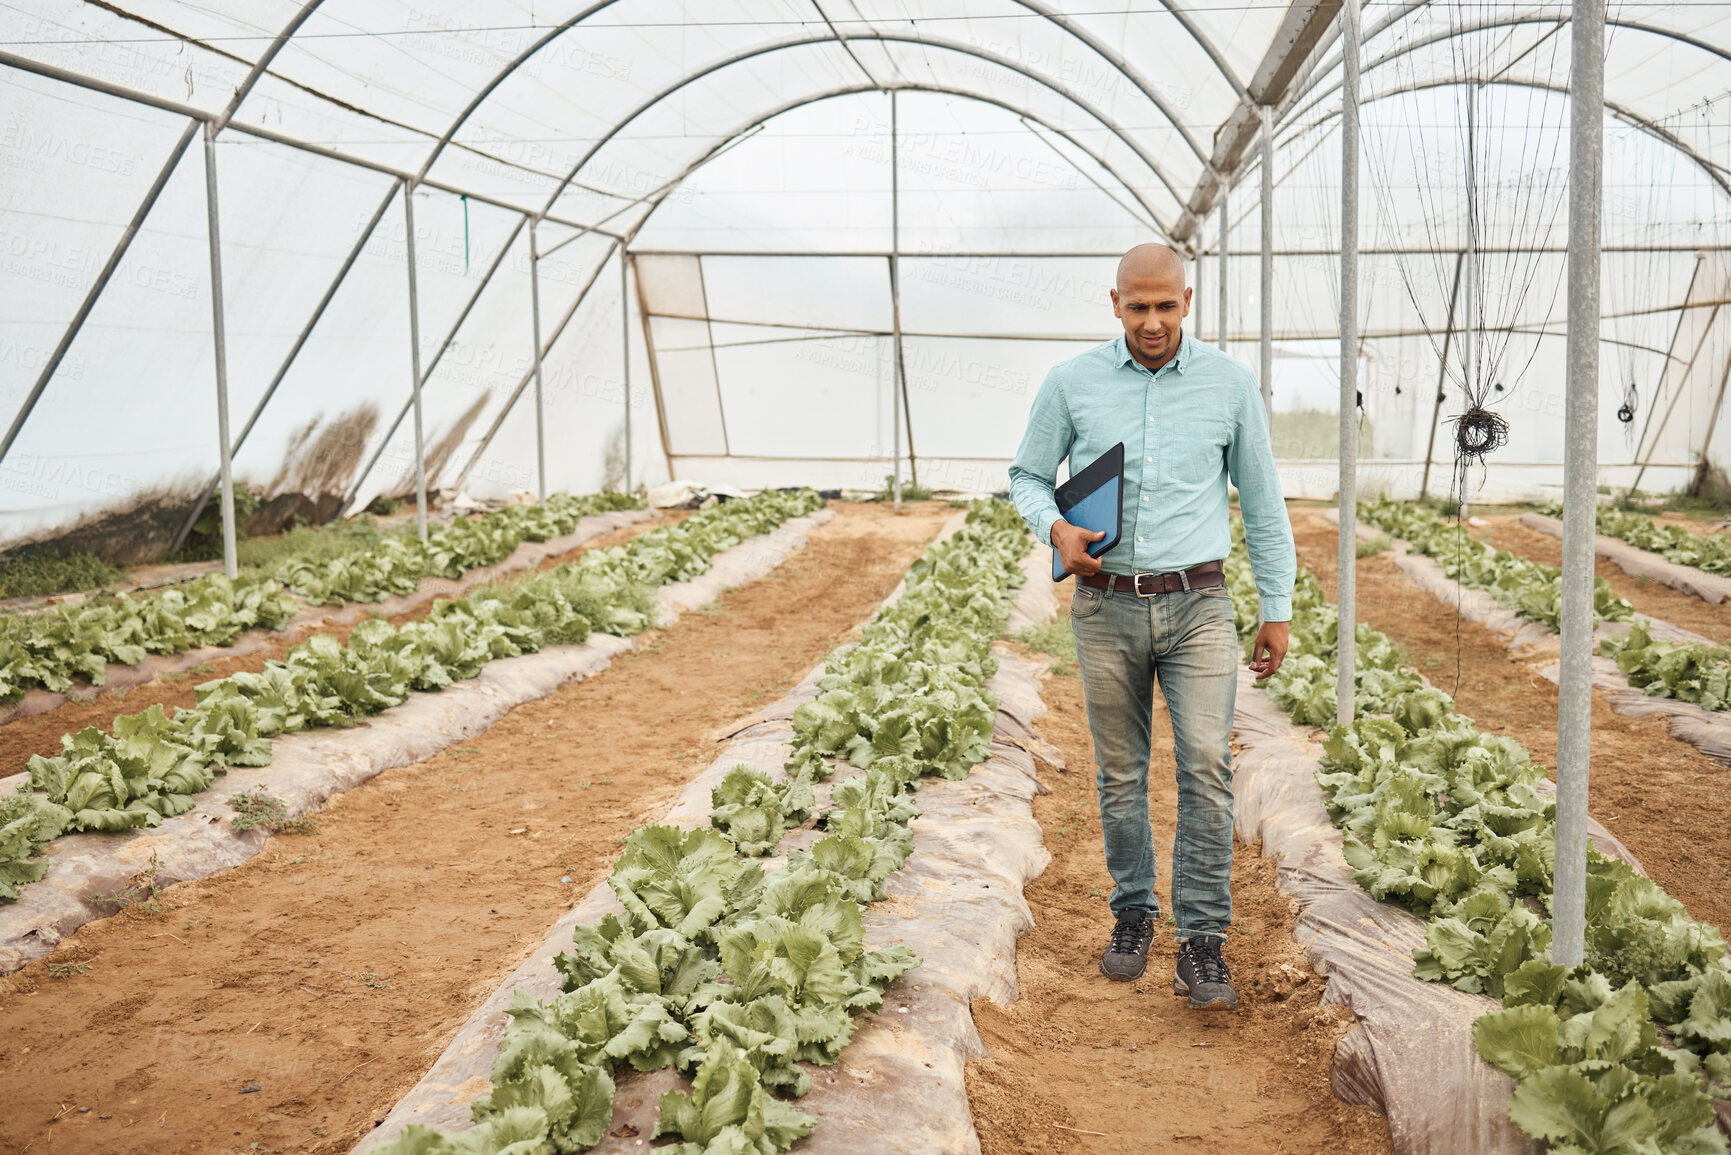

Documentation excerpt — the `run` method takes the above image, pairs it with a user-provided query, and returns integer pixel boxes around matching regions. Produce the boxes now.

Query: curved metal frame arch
[614,81,1176,244]
[0,0,330,467]
[533,32,1191,224]
[1284,73,1731,202]
[447,80,1169,490]
[1287,13,1731,168]
[392,0,1225,186]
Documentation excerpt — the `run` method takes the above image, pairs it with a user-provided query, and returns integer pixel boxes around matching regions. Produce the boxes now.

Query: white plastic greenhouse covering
[1,1,1729,559]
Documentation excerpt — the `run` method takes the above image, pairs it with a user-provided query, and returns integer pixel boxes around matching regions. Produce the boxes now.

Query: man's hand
[1051,519,1106,576]
[1249,621,1290,681]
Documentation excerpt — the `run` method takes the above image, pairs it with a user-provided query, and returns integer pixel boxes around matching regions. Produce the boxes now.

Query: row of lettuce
[1227,524,1731,1153]
[1363,499,1731,714]
[0,491,825,903]
[0,491,645,705]
[1358,498,1634,632]
[1542,501,1731,576]
[369,500,1031,1155]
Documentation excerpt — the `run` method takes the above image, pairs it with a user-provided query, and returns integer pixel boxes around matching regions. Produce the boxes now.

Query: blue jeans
[1070,581,1239,940]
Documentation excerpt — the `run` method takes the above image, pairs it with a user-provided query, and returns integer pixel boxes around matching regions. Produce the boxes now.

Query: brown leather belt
[1079,561,1226,596]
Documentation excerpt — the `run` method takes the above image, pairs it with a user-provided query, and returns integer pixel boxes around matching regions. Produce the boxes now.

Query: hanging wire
[1362,0,1573,508]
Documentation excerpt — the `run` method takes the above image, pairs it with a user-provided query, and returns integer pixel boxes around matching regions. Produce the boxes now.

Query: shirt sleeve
[1225,378,1296,623]
[1008,366,1073,547]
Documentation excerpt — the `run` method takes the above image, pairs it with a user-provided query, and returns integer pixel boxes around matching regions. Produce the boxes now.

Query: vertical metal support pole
[1336,0,1361,729]
[530,217,547,499]
[402,178,428,541]
[1460,85,1478,522]
[1419,252,1466,500]
[1217,182,1231,355]
[631,253,678,481]
[1554,0,1605,970]
[1463,90,1477,408]
[202,122,238,580]
[1259,105,1276,423]
[1193,247,1205,343]
[621,248,633,492]
[890,90,904,512]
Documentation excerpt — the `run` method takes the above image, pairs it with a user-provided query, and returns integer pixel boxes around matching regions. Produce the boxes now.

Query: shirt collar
[1115,331,1189,377]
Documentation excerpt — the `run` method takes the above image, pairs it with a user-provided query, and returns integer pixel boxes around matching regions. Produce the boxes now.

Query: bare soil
[1479,515,1731,646]
[1295,508,1731,936]
[963,580,1394,1155]
[0,501,954,1155]
[0,514,676,772]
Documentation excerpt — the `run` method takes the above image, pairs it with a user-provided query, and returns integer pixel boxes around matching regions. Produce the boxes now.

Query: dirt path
[963,581,1394,1155]
[1478,515,1731,645]
[1294,508,1731,936]
[0,500,954,1155]
[0,514,676,772]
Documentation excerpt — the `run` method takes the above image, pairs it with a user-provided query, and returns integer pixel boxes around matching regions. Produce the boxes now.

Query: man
[1008,242,1295,1010]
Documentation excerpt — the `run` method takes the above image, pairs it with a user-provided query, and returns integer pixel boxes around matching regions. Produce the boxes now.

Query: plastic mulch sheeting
[0,509,653,727]
[358,525,1059,1155]
[0,510,832,975]
[1331,510,1731,764]
[1521,512,1731,606]
[1233,675,1645,1155]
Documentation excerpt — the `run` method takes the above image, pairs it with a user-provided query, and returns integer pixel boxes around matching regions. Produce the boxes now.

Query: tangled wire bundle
[1452,404,1509,463]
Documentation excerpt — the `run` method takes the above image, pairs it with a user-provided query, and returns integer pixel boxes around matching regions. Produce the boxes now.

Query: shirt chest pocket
[1161,420,1230,486]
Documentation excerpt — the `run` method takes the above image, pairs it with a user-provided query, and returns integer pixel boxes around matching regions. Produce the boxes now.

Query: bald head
[1111,242,1191,371]
[1116,243,1187,292]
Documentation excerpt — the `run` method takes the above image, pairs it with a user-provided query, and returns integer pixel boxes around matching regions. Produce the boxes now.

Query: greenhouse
[1,1,1730,1153]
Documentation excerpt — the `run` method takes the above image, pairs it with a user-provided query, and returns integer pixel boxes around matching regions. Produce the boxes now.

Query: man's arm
[1226,379,1297,677]
[1008,369,1075,547]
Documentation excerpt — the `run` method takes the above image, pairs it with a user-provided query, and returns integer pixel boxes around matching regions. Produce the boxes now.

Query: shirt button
[1138,536,1144,542]
[1147,416,1154,422]
[1141,496,1148,502]
[1145,456,1151,463]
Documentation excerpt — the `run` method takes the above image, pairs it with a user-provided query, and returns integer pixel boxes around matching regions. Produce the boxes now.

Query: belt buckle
[1132,572,1158,598]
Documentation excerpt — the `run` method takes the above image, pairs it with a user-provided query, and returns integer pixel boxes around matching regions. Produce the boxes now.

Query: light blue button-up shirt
[1008,332,1296,622]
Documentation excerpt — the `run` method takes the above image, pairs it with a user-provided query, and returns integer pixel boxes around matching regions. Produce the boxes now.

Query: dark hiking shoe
[1100,911,1156,981]
[1173,935,1239,1009]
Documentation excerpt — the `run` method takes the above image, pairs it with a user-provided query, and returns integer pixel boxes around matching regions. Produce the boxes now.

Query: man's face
[1110,267,1191,370]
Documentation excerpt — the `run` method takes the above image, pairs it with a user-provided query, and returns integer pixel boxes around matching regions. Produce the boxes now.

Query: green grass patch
[1355,534,1392,558]
[0,549,122,598]
[872,474,935,503]
[237,520,384,571]
[1016,618,1077,675]
[230,789,318,836]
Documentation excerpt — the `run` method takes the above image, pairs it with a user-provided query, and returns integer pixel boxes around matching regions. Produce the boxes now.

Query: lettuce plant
[370,500,1029,1155]
[1225,524,1731,1154]
[1,491,826,901]
[1542,501,1731,577]
[0,491,644,704]
[1359,498,1633,632]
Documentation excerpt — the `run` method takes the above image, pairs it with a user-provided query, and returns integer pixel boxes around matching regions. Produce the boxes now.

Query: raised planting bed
[1335,506,1731,765]
[0,493,649,727]
[0,496,832,968]
[1228,525,1731,1154]
[357,503,1059,1155]
[1527,507,1731,605]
